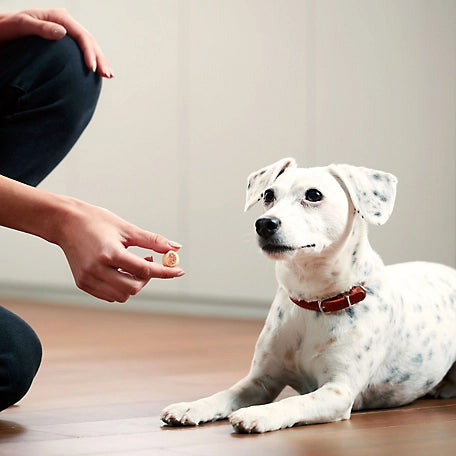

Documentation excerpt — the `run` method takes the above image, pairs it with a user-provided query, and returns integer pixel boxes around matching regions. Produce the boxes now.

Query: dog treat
[162,250,179,267]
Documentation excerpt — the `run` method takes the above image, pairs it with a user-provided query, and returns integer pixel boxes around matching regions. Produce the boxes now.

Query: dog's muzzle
[255,217,281,238]
[256,217,294,255]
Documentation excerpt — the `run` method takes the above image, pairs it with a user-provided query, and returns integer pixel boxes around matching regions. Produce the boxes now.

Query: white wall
[1,0,455,318]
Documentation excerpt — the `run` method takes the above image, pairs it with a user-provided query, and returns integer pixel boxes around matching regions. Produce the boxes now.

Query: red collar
[289,284,367,313]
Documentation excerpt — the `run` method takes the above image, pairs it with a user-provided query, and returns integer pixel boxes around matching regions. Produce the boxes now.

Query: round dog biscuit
[162,250,179,267]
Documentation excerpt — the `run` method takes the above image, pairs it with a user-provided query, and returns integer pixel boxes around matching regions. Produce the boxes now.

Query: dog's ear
[329,164,397,225]
[244,158,297,211]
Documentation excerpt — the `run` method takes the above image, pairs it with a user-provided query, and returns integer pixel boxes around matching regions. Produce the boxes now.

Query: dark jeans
[0,35,101,185]
[0,35,102,410]
[0,306,42,411]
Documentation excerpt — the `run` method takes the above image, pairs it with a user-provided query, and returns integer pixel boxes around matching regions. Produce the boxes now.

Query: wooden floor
[0,299,455,456]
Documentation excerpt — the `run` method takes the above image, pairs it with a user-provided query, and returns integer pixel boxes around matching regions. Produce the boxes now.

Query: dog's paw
[161,402,201,426]
[229,405,282,434]
[161,401,225,427]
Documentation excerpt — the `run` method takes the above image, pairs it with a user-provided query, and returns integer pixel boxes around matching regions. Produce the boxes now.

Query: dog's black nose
[255,217,281,238]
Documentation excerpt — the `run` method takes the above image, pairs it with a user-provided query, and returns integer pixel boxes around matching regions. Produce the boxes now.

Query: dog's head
[245,158,397,260]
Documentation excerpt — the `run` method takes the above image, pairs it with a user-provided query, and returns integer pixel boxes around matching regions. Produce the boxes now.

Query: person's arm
[0,175,185,303]
[0,8,113,78]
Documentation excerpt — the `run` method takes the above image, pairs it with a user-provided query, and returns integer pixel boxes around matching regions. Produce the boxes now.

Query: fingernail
[91,60,97,72]
[52,28,65,38]
[169,241,182,249]
[176,270,185,277]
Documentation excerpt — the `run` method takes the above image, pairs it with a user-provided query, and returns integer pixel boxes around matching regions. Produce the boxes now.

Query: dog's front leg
[229,382,355,433]
[161,374,284,427]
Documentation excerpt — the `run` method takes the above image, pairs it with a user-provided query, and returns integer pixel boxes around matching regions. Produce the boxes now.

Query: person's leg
[0,306,42,411]
[0,36,100,408]
[0,35,102,186]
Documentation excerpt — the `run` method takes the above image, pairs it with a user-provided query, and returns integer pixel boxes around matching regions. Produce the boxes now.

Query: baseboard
[0,282,269,320]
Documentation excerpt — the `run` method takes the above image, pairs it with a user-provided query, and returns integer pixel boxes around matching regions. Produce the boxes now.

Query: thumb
[126,228,182,254]
[18,15,67,40]
[33,20,67,40]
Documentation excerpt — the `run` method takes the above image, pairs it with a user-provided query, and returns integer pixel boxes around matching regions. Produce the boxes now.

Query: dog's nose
[255,217,281,238]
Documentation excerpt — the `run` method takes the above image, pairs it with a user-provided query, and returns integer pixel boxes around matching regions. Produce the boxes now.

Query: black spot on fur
[386,367,400,383]
[352,244,359,265]
[399,373,411,383]
[412,354,423,365]
[364,286,376,296]
[373,190,388,202]
[277,308,284,320]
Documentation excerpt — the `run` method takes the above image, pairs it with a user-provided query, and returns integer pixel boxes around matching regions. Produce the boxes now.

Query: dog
[161,158,456,433]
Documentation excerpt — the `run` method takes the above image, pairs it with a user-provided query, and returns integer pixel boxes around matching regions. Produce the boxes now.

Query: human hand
[57,199,185,303]
[0,8,113,78]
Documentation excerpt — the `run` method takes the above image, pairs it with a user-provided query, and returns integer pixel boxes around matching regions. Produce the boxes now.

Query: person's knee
[0,349,42,411]
[0,311,42,411]
[3,35,102,115]
[40,35,102,125]
[0,35,103,186]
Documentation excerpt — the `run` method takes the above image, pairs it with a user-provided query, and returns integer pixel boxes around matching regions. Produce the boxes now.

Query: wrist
[0,174,83,247]
[43,194,85,248]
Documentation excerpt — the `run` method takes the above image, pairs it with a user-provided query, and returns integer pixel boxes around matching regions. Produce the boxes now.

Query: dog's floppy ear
[329,164,397,225]
[244,157,297,211]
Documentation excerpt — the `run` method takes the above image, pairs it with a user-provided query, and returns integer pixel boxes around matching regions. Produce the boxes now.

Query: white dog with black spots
[161,158,456,433]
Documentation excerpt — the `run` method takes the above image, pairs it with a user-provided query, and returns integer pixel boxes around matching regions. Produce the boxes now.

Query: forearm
[0,174,71,245]
[0,174,185,302]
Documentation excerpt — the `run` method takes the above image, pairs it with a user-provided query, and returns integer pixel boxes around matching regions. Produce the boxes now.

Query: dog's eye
[305,188,323,202]
[263,189,275,205]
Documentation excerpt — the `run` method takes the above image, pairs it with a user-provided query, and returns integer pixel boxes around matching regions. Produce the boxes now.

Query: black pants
[0,35,102,410]
[0,35,102,185]
[0,307,42,411]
